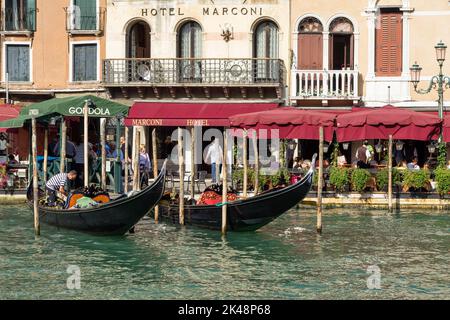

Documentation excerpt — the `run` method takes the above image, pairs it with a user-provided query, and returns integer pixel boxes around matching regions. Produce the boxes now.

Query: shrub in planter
[329,166,349,193]
[434,167,450,196]
[376,168,403,191]
[232,167,256,189]
[402,169,431,191]
[351,168,371,192]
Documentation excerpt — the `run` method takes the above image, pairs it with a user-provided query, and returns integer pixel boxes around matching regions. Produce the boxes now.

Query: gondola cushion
[197,191,238,206]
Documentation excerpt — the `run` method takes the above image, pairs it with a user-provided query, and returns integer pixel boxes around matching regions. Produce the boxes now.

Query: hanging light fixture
[323,143,329,153]
[396,140,404,151]
[427,142,436,154]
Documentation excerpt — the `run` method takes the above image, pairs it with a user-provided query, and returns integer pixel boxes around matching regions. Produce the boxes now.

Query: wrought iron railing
[102,58,285,86]
[1,8,36,32]
[64,7,105,33]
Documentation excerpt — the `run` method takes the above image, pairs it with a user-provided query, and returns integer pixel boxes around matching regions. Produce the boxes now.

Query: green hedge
[402,169,430,190]
[434,167,450,196]
[351,168,371,192]
[329,167,349,192]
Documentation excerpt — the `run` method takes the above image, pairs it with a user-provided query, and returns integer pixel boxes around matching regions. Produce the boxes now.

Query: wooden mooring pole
[43,128,48,182]
[243,130,248,198]
[152,128,159,222]
[133,130,141,191]
[252,131,259,195]
[190,127,195,200]
[100,118,107,190]
[124,126,129,193]
[317,126,324,234]
[31,117,40,236]
[388,135,393,213]
[83,100,89,187]
[221,130,228,235]
[178,128,185,225]
[60,120,67,173]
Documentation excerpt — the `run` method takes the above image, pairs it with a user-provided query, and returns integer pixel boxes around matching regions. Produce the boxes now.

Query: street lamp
[410,41,450,121]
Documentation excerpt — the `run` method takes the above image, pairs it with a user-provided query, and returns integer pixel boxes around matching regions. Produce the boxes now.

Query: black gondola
[26,161,167,236]
[159,157,316,232]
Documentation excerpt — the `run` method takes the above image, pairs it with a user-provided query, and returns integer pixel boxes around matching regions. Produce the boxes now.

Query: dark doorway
[330,34,353,70]
[127,21,151,58]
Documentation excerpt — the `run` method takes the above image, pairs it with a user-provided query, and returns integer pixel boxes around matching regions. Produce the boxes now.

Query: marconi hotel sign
[141,5,264,17]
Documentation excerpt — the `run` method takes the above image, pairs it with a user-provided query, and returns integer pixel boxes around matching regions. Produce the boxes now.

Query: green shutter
[73,44,97,81]
[74,0,96,30]
[7,45,30,82]
[26,0,36,31]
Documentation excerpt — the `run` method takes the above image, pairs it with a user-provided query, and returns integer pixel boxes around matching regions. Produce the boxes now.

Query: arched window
[297,17,323,70]
[177,21,202,58]
[254,21,279,59]
[127,21,151,58]
[329,17,354,70]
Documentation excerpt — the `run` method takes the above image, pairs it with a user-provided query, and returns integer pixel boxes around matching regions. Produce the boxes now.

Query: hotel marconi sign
[140,2,264,17]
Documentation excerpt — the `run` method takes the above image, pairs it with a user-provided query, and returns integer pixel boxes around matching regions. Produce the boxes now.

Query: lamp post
[410,41,450,122]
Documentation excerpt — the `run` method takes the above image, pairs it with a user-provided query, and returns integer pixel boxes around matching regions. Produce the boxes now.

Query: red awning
[125,102,279,127]
[0,104,21,132]
[336,105,442,142]
[444,115,450,143]
[229,107,337,141]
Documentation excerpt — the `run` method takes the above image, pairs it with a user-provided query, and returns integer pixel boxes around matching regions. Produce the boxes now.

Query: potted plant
[351,168,371,192]
[402,169,431,192]
[329,166,349,193]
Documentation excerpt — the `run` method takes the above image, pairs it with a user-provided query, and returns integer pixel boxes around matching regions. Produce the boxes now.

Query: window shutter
[74,0,96,30]
[376,11,402,76]
[7,45,30,82]
[298,34,323,70]
[73,44,97,81]
[26,0,36,31]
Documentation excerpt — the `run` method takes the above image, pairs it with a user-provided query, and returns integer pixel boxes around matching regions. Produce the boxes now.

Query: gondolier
[46,171,78,206]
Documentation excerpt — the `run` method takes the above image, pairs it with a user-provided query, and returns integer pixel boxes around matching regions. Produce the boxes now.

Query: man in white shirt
[205,137,223,184]
[407,157,420,171]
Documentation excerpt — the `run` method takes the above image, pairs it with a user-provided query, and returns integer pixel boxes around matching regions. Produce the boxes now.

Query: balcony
[103,58,285,100]
[0,7,36,34]
[291,69,359,104]
[64,7,105,35]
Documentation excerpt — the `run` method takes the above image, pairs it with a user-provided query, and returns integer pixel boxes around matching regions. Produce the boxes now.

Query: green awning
[19,95,129,118]
[0,115,30,129]
[0,95,130,128]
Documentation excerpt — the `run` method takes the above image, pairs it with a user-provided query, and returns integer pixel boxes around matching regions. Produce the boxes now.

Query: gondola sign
[68,106,111,116]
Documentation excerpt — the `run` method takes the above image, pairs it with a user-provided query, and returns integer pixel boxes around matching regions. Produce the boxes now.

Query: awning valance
[229,107,338,141]
[336,105,442,142]
[124,102,279,127]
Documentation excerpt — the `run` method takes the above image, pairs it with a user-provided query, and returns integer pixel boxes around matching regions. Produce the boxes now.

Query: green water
[0,205,448,300]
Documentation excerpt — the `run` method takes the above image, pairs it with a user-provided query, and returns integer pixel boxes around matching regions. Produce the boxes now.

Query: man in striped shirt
[46,171,77,206]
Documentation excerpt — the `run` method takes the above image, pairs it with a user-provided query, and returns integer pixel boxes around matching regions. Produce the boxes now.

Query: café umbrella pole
[133,130,140,191]
[190,127,195,200]
[252,131,259,195]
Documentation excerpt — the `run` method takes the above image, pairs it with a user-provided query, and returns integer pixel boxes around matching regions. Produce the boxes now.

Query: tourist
[120,136,132,161]
[139,144,151,172]
[355,140,371,169]
[7,154,18,165]
[107,142,124,162]
[337,152,347,167]
[407,157,420,171]
[205,136,223,184]
[53,137,77,167]
[48,137,58,157]
[45,170,77,206]
[0,133,9,156]
[162,136,174,159]
[73,136,85,186]
[292,157,302,169]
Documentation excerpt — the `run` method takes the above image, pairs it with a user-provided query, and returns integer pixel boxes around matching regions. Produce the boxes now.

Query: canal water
[0,205,448,300]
